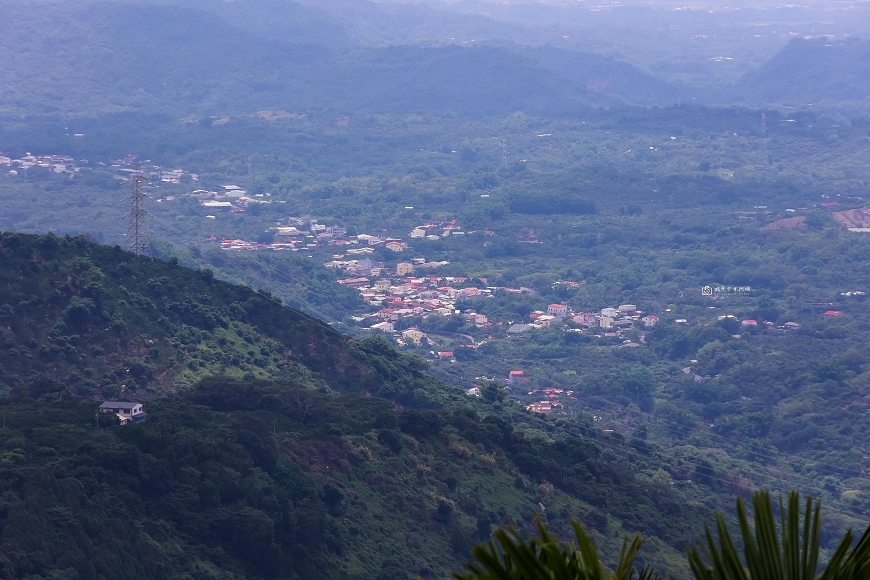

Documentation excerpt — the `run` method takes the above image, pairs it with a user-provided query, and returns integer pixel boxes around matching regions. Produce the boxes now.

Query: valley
[2,0,870,578]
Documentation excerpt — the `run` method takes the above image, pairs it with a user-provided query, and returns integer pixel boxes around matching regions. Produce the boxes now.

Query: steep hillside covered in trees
[0,232,714,579]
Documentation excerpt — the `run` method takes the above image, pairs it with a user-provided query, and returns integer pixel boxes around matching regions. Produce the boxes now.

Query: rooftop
[100,401,140,409]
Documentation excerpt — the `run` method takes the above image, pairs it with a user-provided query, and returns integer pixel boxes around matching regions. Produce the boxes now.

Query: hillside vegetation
[0,231,365,399]
[0,0,601,117]
[0,232,714,579]
[735,39,870,108]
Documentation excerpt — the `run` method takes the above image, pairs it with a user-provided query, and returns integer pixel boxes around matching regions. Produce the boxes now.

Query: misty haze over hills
[1,0,869,117]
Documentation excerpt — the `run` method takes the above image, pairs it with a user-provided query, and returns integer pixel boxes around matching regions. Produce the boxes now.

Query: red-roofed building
[438,351,454,360]
[824,310,843,318]
[378,309,399,321]
[741,319,757,327]
[641,314,658,327]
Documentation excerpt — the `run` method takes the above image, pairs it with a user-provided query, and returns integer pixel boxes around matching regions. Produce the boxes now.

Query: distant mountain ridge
[2,0,868,119]
[515,45,686,107]
[734,38,870,107]
[0,0,689,117]
[132,0,532,47]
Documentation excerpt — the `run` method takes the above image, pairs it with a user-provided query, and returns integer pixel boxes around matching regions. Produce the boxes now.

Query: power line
[124,165,152,257]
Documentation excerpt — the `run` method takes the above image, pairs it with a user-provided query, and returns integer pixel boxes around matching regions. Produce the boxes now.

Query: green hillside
[0,232,713,579]
[734,38,870,107]
[0,231,365,400]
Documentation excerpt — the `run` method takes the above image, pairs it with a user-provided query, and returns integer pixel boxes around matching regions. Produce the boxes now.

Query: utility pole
[124,164,152,257]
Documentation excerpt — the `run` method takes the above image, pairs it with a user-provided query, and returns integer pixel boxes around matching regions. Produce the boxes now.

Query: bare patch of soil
[833,206,870,228]
[763,216,806,230]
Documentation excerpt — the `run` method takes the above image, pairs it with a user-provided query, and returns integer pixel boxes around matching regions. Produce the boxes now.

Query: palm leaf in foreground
[452,517,659,580]
[687,490,870,580]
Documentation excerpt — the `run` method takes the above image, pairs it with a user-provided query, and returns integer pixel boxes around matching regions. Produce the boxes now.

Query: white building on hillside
[547,304,569,318]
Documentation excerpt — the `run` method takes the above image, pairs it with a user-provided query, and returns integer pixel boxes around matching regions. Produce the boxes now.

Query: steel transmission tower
[124,165,151,256]
[500,139,508,169]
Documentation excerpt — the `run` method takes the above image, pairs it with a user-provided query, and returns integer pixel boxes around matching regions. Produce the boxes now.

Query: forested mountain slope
[0,0,706,117]
[516,45,686,107]
[734,38,870,107]
[0,232,711,579]
[0,0,593,117]
[0,231,365,400]
[132,0,531,47]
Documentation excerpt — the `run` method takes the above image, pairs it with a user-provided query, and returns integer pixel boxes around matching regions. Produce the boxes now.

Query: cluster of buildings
[409,219,467,240]
[154,168,192,184]
[525,385,580,414]
[182,195,474,263]
[463,370,577,415]
[332,255,451,280]
[1,153,78,175]
[110,155,198,184]
[218,238,302,251]
[508,303,658,335]
[187,185,274,216]
[214,216,352,252]
[360,274,491,333]
[0,151,205,184]
[217,213,454,257]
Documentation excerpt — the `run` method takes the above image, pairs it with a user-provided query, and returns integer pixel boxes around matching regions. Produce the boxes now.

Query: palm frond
[452,516,659,580]
[687,491,870,580]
